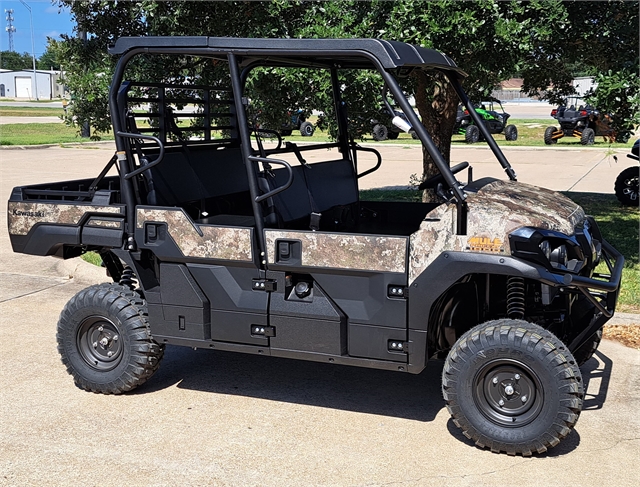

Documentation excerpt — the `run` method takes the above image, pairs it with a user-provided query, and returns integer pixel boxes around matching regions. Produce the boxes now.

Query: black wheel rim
[77,316,124,371]
[473,359,544,427]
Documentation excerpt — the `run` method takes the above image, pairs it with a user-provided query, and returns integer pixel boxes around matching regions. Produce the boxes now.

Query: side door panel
[264,229,409,363]
[136,206,267,346]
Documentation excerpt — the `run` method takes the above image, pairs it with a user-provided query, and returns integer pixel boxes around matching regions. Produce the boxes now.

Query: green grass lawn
[0,123,113,145]
[0,106,65,117]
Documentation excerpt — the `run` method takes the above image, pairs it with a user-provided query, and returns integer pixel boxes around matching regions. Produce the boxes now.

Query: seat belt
[286,142,321,231]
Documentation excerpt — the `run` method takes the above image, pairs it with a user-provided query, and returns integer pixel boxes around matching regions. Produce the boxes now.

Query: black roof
[108,36,467,77]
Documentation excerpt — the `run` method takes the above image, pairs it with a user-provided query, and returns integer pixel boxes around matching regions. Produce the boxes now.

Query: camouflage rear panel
[137,208,253,262]
[265,230,407,273]
[409,180,585,283]
[8,202,124,236]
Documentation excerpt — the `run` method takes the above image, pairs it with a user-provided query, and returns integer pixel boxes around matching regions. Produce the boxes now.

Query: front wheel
[465,125,480,144]
[299,121,315,136]
[372,123,388,141]
[581,127,595,145]
[614,166,639,206]
[544,126,558,145]
[504,124,518,141]
[57,283,164,394]
[443,320,583,456]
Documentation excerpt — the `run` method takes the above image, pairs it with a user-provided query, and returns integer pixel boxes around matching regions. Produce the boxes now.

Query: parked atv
[454,99,518,143]
[615,139,639,206]
[544,97,628,145]
[371,110,418,141]
[280,109,315,137]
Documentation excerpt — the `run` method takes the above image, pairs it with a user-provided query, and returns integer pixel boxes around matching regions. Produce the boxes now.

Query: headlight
[550,244,568,269]
[539,240,551,260]
[510,228,586,274]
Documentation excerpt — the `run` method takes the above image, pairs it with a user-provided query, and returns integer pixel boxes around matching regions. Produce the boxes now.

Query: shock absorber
[119,266,138,290]
[506,276,525,319]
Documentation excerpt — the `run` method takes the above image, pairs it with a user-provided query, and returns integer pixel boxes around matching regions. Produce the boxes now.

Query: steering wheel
[418,161,469,190]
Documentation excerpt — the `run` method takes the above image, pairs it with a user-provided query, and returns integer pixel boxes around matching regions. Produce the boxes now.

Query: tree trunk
[413,70,458,201]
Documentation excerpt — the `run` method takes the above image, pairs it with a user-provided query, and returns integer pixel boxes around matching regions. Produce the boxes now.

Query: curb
[1,140,115,151]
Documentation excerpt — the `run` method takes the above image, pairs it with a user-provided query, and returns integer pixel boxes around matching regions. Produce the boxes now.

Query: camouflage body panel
[409,180,585,283]
[85,218,123,229]
[137,208,253,262]
[265,230,407,273]
[8,202,123,236]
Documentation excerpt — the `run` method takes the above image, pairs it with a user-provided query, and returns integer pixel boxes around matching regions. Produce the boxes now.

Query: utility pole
[18,1,38,100]
[5,9,15,52]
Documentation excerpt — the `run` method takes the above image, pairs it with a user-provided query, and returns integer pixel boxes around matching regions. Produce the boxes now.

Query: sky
[1,0,74,57]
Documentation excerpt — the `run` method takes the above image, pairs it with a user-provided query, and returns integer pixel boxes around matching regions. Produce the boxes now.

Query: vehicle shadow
[580,348,613,411]
[134,345,446,422]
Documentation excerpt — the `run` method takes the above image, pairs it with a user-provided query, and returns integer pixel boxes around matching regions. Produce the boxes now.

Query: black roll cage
[107,40,517,257]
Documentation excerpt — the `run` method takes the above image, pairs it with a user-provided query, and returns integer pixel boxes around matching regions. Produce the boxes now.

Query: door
[264,228,410,362]
[15,77,31,98]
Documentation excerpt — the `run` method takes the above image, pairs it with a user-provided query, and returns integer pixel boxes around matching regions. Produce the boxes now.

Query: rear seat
[263,159,359,228]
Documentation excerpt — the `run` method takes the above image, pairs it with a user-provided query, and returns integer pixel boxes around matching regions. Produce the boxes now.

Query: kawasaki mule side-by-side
[7,37,623,456]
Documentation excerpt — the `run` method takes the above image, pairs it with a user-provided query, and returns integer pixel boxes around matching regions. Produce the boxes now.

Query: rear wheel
[388,131,399,140]
[504,124,518,141]
[544,126,558,145]
[443,320,583,456]
[372,123,388,141]
[465,125,480,144]
[580,127,595,145]
[299,121,314,136]
[614,166,639,206]
[57,283,164,394]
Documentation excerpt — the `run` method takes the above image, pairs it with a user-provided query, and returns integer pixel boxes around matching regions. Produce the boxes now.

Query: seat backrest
[266,159,358,225]
[146,146,248,206]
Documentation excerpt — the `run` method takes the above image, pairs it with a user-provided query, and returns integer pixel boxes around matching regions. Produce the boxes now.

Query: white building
[0,69,65,99]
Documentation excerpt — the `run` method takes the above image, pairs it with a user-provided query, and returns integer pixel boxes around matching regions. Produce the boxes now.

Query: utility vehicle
[615,139,639,206]
[454,99,518,143]
[7,37,623,456]
[280,109,315,137]
[544,97,629,145]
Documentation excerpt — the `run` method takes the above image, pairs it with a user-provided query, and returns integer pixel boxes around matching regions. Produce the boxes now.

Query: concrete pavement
[1,143,639,486]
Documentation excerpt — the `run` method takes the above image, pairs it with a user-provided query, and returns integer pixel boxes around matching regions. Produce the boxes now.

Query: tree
[37,41,61,70]
[55,0,638,166]
[0,51,33,70]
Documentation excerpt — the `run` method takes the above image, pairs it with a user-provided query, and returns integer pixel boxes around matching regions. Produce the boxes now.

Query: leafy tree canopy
[54,0,639,172]
[0,51,33,70]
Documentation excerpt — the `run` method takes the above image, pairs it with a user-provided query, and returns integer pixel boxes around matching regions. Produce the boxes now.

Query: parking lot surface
[1,144,638,487]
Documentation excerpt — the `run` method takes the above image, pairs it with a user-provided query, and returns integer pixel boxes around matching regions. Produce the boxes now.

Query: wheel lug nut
[492,377,498,384]
[521,395,528,403]
[98,326,104,332]
[514,374,520,380]
[107,351,113,357]
[93,342,97,348]
[113,335,119,341]
[498,399,505,407]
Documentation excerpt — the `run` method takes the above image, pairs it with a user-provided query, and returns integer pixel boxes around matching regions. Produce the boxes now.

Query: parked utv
[614,139,639,206]
[544,97,628,145]
[280,109,315,137]
[454,99,518,143]
[7,37,623,457]
[371,110,418,141]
